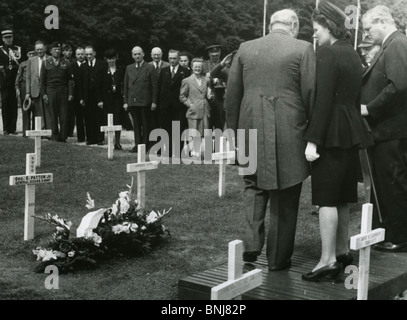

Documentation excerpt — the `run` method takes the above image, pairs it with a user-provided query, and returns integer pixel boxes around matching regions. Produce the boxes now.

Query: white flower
[84,231,103,246]
[112,224,124,234]
[86,192,95,209]
[35,249,57,262]
[122,225,131,234]
[146,211,159,224]
[130,223,138,232]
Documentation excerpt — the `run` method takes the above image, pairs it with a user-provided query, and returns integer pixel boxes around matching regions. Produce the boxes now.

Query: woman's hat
[23,96,32,111]
[315,1,347,27]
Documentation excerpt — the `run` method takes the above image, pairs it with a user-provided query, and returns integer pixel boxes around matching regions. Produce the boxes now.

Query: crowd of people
[225,1,407,282]
[1,1,407,285]
[1,31,233,153]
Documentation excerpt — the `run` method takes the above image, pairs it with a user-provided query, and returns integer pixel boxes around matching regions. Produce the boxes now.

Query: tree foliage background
[0,0,406,64]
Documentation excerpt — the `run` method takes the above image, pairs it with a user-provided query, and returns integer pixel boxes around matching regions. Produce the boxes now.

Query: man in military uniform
[41,41,74,142]
[0,30,21,135]
[203,45,227,131]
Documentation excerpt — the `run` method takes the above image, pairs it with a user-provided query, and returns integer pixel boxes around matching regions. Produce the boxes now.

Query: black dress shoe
[97,141,104,145]
[269,259,292,271]
[114,144,122,150]
[373,241,407,252]
[130,146,138,153]
[243,251,260,263]
[302,262,341,282]
[336,252,354,269]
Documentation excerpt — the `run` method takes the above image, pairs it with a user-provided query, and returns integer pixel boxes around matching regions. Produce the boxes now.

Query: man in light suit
[124,46,158,153]
[157,49,191,156]
[225,9,316,271]
[26,40,48,129]
[361,5,407,252]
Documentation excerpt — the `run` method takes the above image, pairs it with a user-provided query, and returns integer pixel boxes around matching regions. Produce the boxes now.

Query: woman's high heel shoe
[336,252,353,270]
[302,262,341,283]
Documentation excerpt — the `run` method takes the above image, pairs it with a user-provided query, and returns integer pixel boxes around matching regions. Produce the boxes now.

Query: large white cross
[126,144,158,208]
[350,203,385,300]
[211,240,262,300]
[9,153,53,240]
[212,136,235,197]
[100,113,122,160]
[26,117,51,167]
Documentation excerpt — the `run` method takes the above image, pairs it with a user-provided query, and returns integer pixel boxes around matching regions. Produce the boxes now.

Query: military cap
[315,1,347,27]
[358,38,375,48]
[1,30,13,37]
[206,45,222,53]
[49,41,61,49]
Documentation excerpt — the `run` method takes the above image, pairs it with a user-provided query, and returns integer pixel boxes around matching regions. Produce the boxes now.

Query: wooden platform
[178,250,407,300]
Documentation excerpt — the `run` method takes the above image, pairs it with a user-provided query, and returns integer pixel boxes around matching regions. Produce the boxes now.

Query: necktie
[171,67,175,78]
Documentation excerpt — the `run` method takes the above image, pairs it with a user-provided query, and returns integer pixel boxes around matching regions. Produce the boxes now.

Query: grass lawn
[0,134,365,300]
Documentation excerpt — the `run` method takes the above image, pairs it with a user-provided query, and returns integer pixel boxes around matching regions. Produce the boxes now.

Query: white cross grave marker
[26,117,52,167]
[126,144,159,208]
[211,240,262,300]
[350,203,385,300]
[212,136,235,197]
[101,113,122,160]
[9,153,53,240]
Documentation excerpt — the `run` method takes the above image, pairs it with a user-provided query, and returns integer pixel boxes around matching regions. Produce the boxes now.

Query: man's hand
[123,103,128,111]
[80,100,85,106]
[43,94,49,104]
[305,142,320,162]
[151,103,157,111]
[68,95,74,102]
[97,102,103,109]
[361,104,369,116]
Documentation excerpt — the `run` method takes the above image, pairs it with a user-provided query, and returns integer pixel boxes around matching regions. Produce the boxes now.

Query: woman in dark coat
[302,2,373,282]
[103,48,125,150]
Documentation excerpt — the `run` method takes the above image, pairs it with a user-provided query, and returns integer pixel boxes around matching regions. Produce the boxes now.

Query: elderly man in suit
[80,45,106,145]
[15,46,36,137]
[361,5,407,252]
[124,46,158,153]
[149,47,169,134]
[225,9,316,271]
[26,40,48,130]
[157,49,191,157]
[69,46,86,143]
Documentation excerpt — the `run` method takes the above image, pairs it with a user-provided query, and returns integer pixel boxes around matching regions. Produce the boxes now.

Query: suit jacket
[304,39,372,149]
[69,60,85,101]
[362,30,407,141]
[81,59,106,103]
[149,60,170,78]
[179,75,210,120]
[123,61,158,107]
[26,55,49,98]
[225,29,316,190]
[157,65,190,111]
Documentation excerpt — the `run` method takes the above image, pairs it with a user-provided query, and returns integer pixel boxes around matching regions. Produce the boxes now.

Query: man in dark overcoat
[361,5,407,252]
[225,9,316,271]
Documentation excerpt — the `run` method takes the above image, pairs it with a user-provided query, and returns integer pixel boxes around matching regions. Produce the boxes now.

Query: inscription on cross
[9,153,53,240]
[350,203,385,300]
[26,117,52,167]
[126,144,158,209]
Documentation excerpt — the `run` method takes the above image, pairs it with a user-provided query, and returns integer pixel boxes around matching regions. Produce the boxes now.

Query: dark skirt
[311,146,359,206]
